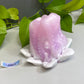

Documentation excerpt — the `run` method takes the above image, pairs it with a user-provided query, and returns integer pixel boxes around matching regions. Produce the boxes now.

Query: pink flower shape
[20,13,75,68]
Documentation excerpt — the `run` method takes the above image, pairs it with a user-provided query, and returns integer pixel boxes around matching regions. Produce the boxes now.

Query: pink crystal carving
[29,13,68,62]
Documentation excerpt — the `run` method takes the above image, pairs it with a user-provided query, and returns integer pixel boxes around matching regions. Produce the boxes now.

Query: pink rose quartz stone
[29,13,67,62]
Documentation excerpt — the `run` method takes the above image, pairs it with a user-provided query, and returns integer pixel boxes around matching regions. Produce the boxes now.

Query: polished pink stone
[29,13,67,62]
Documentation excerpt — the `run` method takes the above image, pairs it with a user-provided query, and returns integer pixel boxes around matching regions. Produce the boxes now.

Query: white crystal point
[66,38,72,48]
[42,59,58,68]
[59,48,75,62]
[20,45,31,58]
[27,57,42,66]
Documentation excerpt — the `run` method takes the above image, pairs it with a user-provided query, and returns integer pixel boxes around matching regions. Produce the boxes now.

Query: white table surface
[0,11,84,84]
